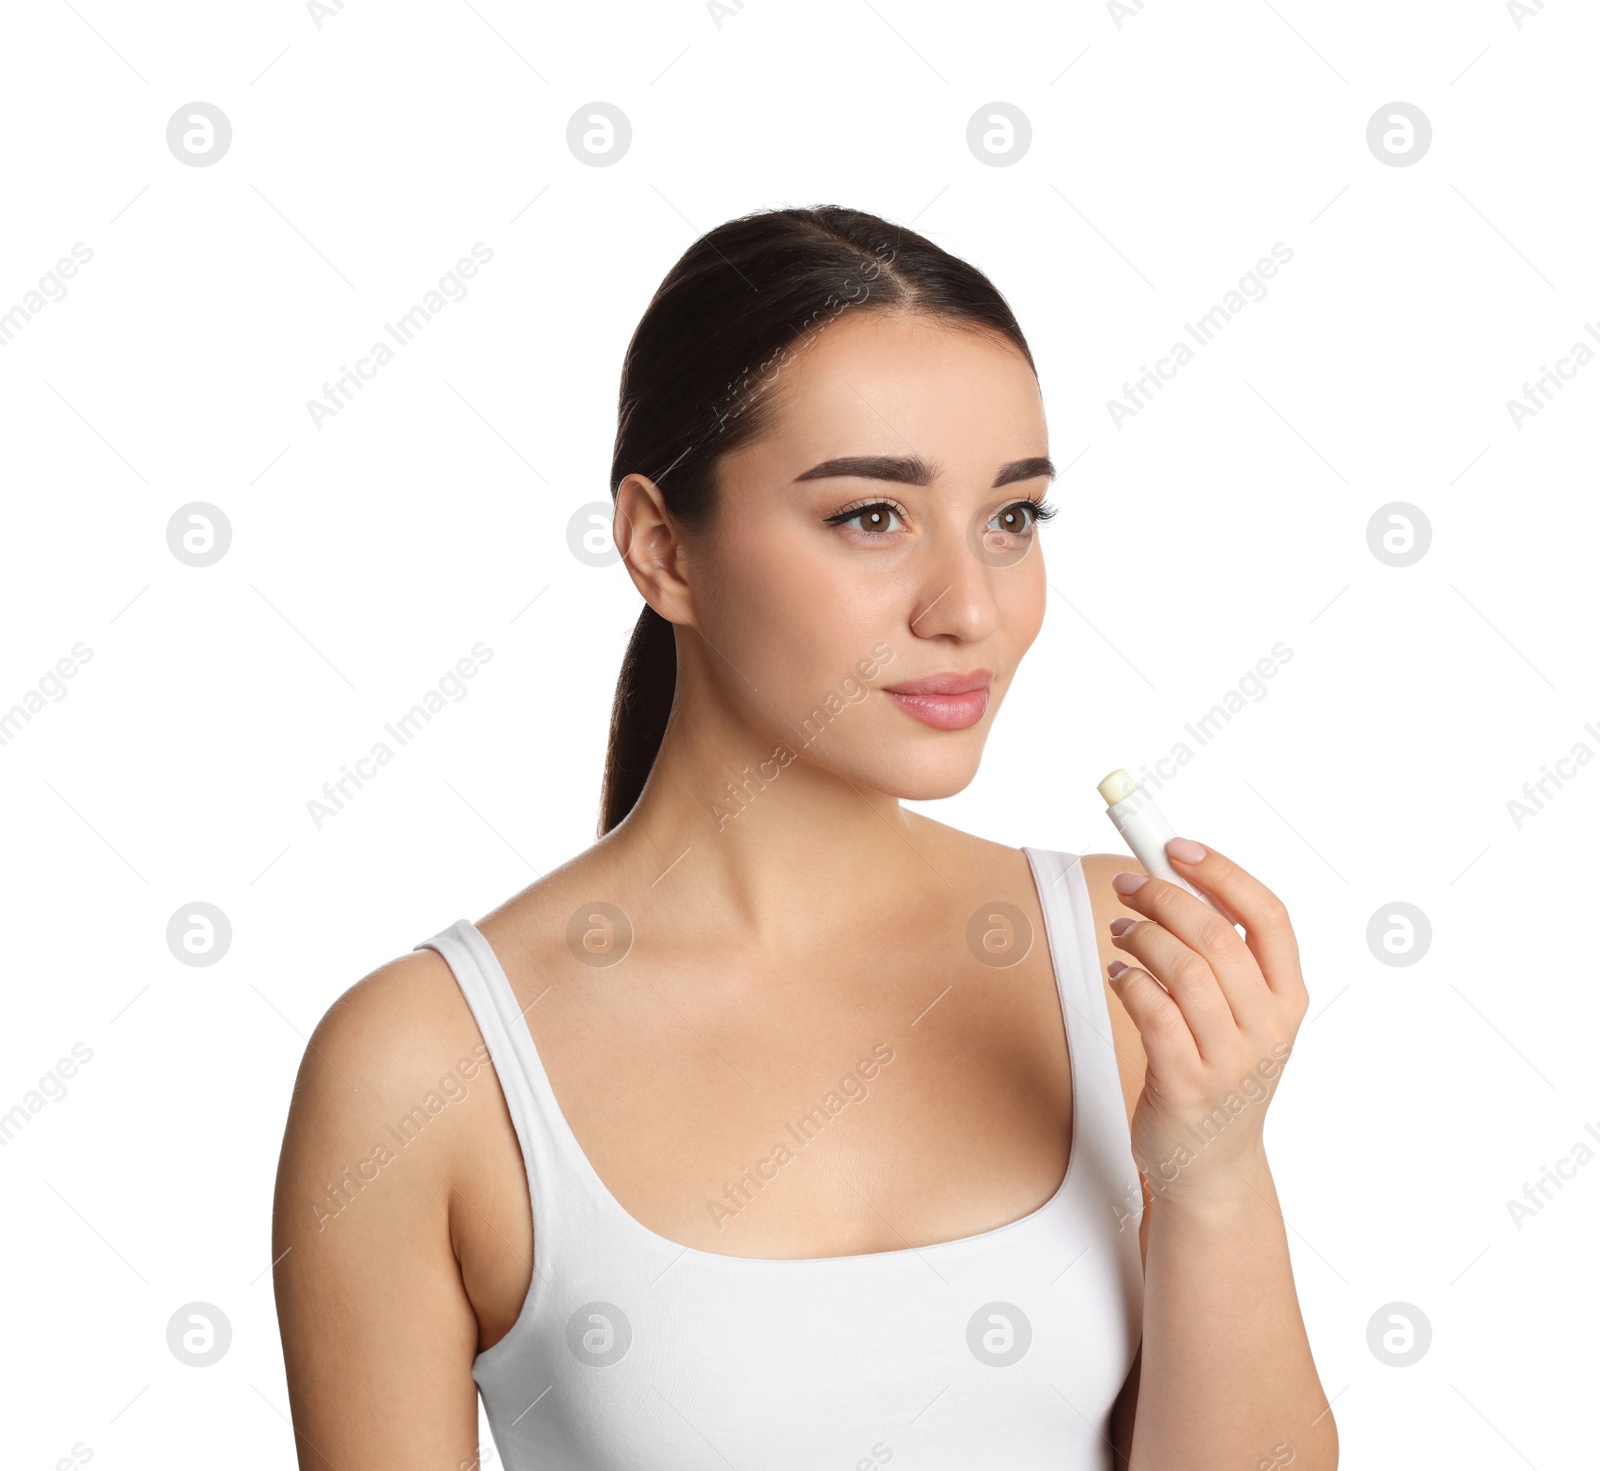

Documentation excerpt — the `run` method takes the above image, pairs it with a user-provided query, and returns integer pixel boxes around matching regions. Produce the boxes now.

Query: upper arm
[271,951,483,1471]
[1078,852,1154,1466]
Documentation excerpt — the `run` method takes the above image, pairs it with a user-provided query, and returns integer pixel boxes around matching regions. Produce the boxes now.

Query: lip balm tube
[1097,768,1223,913]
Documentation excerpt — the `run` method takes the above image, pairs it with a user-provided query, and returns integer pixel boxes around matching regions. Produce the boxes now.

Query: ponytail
[598,603,678,836]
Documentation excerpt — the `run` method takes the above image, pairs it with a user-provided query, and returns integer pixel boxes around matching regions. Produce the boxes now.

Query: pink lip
[882,669,993,731]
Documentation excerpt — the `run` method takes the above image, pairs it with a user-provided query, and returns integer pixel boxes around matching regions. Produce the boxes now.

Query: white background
[2,0,1595,1466]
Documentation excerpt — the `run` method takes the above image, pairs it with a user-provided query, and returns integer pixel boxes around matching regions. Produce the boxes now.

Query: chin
[859,748,985,802]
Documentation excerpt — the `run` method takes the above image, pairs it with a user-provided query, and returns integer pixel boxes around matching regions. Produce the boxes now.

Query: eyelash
[824,495,1058,539]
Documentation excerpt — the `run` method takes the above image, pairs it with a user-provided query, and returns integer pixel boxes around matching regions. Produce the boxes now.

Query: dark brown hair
[598,204,1035,836]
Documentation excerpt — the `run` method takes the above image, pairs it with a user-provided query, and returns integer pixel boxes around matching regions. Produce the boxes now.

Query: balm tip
[1097,767,1138,806]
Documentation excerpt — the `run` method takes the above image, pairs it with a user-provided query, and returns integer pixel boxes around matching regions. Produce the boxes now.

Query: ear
[614,473,698,628]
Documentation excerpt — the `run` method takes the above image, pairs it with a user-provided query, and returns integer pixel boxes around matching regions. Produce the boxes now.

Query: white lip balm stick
[1097,768,1223,913]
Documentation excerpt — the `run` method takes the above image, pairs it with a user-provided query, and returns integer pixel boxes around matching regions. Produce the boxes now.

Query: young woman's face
[689,308,1053,802]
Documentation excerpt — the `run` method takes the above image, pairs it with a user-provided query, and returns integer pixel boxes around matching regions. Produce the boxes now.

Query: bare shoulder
[270,944,495,1467]
[278,944,490,1157]
[271,941,496,1276]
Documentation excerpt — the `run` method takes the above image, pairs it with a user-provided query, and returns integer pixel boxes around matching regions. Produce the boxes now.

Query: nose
[907,518,1005,646]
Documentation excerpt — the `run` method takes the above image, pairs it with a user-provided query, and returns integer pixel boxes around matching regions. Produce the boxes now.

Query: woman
[272,205,1336,1470]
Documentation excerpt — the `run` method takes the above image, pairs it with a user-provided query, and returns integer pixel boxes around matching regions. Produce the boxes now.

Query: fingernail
[1109,917,1136,936]
[1167,837,1206,864]
[1111,871,1148,895]
[1107,961,1129,979]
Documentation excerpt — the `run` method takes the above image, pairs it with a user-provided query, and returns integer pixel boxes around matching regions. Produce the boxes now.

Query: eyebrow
[792,454,1056,490]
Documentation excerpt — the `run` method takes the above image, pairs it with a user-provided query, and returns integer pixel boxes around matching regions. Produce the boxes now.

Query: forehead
[730,309,1045,473]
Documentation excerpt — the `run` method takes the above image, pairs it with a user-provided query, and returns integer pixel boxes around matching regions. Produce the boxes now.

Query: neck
[600,673,947,956]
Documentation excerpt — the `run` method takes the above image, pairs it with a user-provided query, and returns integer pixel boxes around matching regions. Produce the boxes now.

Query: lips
[881,669,993,731]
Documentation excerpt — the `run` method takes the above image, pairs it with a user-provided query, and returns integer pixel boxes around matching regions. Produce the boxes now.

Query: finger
[1163,841,1305,1006]
[1111,873,1277,1037]
[1110,916,1238,1060]
[1106,962,1200,1072]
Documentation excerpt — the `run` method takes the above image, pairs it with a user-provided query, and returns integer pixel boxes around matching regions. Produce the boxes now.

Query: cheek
[1002,556,1048,649]
[708,537,892,714]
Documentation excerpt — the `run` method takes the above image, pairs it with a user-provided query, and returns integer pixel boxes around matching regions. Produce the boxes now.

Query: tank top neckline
[444,845,1088,1271]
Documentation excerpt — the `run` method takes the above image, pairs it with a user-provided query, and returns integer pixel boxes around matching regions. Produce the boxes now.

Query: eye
[986,497,1056,538]
[824,499,907,539]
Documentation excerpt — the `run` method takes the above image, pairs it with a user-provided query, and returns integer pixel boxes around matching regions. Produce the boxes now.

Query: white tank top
[416,846,1144,1469]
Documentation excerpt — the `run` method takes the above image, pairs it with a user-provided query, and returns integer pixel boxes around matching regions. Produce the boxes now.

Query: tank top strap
[1023,846,1101,1017]
[414,918,597,1237]
[1023,847,1141,1220]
